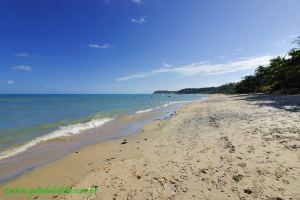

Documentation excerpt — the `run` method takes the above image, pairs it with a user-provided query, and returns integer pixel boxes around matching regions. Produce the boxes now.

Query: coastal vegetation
[153,90,176,94]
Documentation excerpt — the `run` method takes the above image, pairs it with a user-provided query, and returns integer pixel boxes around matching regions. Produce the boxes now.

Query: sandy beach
[1,94,299,200]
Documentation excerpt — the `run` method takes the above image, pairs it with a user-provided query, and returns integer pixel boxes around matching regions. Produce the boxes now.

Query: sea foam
[135,108,154,114]
[135,99,201,114]
[0,118,113,160]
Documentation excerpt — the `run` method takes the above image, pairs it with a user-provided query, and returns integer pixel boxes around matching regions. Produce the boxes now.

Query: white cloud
[116,73,151,81]
[116,55,273,81]
[88,43,112,49]
[131,17,146,24]
[131,0,143,4]
[162,62,172,68]
[12,65,32,71]
[15,52,29,57]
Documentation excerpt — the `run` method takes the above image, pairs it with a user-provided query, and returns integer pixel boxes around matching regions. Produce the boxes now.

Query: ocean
[0,93,206,182]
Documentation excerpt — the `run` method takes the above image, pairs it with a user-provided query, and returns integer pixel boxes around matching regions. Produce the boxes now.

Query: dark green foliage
[154,84,237,94]
[235,75,258,93]
[175,84,236,94]
[217,83,237,94]
[176,87,218,94]
[153,90,176,94]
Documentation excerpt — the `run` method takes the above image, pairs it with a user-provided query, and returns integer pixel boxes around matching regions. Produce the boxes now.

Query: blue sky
[0,0,299,94]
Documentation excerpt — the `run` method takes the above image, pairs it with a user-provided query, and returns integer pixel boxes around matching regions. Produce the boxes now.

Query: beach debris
[220,136,235,153]
[92,185,98,189]
[208,116,219,127]
[243,189,252,194]
[229,146,235,153]
[74,151,79,153]
[247,145,255,153]
[52,195,58,198]
[232,174,243,182]
[237,162,246,168]
[273,197,284,200]
[199,168,208,174]
[121,141,127,144]
[144,138,147,140]
[282,179,289,184]
[33,196,38,199]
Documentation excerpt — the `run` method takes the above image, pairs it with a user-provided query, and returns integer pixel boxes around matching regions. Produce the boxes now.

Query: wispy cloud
[12,65,32,71]
[15,52,36,57]
[131,0,143,4]
[131,17,146,24]
[88,43,112,49]
[15,52,30,57]
[116,55,273,81]
[1,80,15,84]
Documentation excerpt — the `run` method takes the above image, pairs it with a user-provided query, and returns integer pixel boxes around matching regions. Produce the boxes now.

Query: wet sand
[1,94,299,200]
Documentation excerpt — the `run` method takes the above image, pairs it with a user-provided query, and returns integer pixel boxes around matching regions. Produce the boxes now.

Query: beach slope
[1,94,300,200]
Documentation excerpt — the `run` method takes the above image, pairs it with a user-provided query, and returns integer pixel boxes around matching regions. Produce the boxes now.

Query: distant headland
[153,84,236,94]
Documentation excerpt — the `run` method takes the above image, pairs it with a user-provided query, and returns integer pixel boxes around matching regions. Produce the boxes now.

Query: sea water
[0,94,206,182]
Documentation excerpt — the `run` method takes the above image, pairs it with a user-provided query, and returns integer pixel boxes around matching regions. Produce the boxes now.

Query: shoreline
[1,94,299,199]
[0,96,205,185]
[0,103,177,199]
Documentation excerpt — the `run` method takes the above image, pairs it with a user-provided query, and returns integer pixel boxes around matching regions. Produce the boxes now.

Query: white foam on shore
[0,118,113,160]
[135,108,154,114]
[161,100,199,107]
[136,99,203,114]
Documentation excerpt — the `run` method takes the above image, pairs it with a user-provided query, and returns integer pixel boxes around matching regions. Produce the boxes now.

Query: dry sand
[1,94,299,200]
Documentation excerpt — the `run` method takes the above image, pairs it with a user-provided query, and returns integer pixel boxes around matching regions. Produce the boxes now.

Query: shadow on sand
[229,94,300,112]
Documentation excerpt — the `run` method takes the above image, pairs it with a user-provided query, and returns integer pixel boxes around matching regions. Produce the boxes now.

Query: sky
[0,0,299,94]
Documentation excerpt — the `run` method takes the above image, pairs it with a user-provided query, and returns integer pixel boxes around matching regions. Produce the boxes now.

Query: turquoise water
[0,94,204,159]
